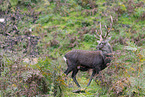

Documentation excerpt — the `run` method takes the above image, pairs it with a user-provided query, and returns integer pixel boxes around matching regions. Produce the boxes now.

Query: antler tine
[104,15,113,39]
[95,30,103,41]
[94,30,100,39]
[99,22,103,38]
[108,15,113,32]
[99,34,103,41]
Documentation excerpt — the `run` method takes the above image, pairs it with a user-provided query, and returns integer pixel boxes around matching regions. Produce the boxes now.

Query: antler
[99,22,103,38]
[95,22,103,42]
[95,16,113,41]
[104,15,113,39]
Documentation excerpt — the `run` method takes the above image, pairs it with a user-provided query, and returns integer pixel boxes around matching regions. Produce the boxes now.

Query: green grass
[63,76,101,97]
[0,0,145,96]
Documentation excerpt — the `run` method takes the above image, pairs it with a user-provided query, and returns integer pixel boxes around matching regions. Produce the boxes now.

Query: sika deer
[64,16,113,88]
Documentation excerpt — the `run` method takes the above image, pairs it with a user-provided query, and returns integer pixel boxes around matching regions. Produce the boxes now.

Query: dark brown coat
[64,39,113,87]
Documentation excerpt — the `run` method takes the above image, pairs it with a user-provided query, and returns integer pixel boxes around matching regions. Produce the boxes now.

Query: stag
[63,16,113,88]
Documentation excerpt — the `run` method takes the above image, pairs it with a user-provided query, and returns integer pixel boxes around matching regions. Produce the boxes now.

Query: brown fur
[65,50,104,67]
[64,39,113,87]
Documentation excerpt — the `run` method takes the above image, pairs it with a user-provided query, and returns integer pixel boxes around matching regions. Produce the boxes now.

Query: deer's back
[65,50,104,67]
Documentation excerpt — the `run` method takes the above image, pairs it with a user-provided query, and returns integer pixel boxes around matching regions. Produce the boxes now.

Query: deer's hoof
[72,89,85,93]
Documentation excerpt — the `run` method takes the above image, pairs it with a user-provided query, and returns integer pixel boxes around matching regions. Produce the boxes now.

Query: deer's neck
[102,45,113,66]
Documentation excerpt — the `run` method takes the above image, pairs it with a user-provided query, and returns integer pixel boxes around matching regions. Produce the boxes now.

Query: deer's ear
[106,37,111,42]
[97,40,101,43]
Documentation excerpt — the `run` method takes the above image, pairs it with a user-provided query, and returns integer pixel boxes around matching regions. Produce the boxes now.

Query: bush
[0,51,66,96]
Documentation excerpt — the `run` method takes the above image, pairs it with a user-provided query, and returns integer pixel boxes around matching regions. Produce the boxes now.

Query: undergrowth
[0,0,145,96]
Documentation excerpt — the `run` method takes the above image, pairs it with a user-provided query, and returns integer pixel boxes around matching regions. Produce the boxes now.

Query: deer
[63,16,113,88]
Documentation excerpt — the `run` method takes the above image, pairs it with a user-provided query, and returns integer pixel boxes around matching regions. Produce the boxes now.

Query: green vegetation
[0,0,145,96]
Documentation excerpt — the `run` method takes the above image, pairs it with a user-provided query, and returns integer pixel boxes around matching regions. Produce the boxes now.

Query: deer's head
[95,16,113,53]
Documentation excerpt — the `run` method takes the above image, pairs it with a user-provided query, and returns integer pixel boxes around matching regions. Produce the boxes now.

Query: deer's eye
[103,42,106,45]
[99,42,106,46]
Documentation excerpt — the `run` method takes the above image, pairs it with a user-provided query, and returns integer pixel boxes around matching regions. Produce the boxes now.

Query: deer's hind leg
[72,68,80,87]
[64,59,75,75]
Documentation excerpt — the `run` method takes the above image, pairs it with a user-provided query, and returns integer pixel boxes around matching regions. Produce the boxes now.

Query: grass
[0,0,145,96]
[63,76,101,97]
